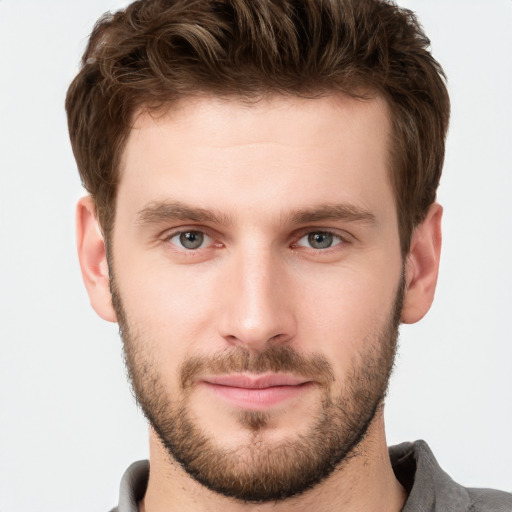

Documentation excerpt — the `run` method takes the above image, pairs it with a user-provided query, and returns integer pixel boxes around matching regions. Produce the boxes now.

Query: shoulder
[466,487,512,512]
[390,440,512,512]
[110,460,149,512]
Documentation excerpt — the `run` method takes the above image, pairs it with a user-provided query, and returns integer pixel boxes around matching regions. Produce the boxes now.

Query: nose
[218,245,297,353]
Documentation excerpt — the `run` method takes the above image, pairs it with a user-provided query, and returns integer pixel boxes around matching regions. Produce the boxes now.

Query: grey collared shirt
[110,440,512,511]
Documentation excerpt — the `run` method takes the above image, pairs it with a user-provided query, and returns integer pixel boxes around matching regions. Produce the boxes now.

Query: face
[109,94,405,501]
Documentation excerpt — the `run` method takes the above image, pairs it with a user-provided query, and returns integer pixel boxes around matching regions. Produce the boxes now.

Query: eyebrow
[136,200,233,226]
[286,204,376,225]
[136,200,376,227]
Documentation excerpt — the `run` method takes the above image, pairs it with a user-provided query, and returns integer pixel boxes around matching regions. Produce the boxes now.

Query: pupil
[308,232,333,249]
[180,231,203,249]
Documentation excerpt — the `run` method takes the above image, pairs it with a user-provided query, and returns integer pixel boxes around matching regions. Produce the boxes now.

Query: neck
[139,411,406,512]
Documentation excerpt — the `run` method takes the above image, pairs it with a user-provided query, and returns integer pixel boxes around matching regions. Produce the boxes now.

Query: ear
[401,203,442,324]
[76,196,117,322]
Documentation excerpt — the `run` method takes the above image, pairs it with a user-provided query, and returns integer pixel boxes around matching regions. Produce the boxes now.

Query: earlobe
[401,203,443,324]
[76,196,117,322]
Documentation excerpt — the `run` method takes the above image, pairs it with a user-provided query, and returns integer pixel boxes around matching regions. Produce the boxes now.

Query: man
[66,0,511,510]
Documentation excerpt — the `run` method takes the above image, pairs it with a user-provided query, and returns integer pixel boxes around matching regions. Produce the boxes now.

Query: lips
[201,373,314,410]
[204,373,310,388]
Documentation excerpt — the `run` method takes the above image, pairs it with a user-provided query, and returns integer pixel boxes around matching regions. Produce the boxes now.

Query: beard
[111,275,403,503]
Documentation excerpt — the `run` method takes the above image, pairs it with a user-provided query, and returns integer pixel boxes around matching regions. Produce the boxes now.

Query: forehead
[127,92,390,157]
[118,93,394,224]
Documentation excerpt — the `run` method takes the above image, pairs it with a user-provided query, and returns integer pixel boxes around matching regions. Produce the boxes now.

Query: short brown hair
[66,0,449,255]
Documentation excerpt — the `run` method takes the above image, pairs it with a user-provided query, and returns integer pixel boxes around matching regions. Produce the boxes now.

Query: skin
[77,93,442,511]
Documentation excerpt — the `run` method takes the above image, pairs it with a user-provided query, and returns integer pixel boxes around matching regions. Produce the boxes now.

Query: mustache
[180,345,335,390]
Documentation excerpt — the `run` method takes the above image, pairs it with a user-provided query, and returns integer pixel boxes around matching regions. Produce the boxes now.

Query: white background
[0,1,511,510]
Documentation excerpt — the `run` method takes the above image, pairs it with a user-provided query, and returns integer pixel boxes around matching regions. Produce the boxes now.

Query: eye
[168,230,211,250]
[296,231,344,250]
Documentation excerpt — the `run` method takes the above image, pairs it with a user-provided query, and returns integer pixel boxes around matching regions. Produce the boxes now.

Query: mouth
[200,374,315,410]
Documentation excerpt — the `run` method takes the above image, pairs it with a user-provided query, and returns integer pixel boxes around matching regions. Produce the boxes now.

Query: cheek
[294,262,401,363]
[114,254,222,369]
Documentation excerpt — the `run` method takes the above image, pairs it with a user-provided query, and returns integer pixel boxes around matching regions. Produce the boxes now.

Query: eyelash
[293,231,346,251]
[164,230,217,251]
[162,228,349,253]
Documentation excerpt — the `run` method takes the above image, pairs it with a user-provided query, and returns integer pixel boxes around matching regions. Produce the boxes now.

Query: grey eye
[308,232,334,249]
[171,231,207,250]
[296,231,343,250]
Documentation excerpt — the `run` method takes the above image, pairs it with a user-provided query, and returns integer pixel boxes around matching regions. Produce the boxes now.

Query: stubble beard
[111,275,403,503]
